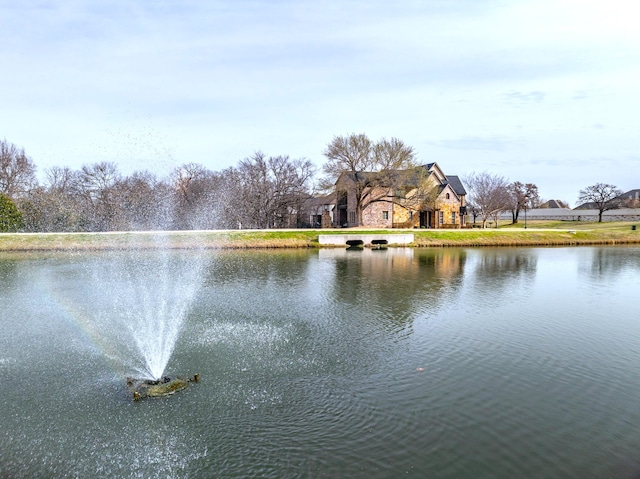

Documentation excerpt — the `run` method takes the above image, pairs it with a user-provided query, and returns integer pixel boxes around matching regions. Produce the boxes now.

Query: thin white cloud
[428,136,524,152]
[0,0,638,201]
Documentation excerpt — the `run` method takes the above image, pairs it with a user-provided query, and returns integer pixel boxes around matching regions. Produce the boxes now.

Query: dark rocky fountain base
[127,374,200,401]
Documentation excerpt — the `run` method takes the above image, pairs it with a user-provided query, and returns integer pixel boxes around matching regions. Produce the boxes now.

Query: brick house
[333,162,467,228]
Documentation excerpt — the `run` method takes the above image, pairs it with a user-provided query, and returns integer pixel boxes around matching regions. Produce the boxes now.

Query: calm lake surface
[1,246,640,478]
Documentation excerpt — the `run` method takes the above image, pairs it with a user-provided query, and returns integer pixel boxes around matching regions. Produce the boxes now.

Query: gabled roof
[436,182,462,202]
[338,168,428,188]
[336,162,467,195]
[619,189,640,201]
[306,192,336,207]
[444,175,466,196]
[540,199,564,209]
[336,170,379,185]
[423,163,447,183]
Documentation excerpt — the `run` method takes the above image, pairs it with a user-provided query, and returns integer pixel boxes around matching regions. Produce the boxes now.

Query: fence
[497,208,640,222]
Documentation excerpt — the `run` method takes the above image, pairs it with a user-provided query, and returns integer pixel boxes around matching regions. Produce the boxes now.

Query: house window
[382,211,389,220]
[409,211,413,220]
[439,211,444,224]
[452,212,456,223]
[446,193,450,199]
[348,211,356,224]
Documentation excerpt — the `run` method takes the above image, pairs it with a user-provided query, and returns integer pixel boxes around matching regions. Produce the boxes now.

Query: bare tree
[171,163,211,209]
[577,183,623,222]
[322,133,417,226]
[22,167,174,232]
[264,154,315,228]
[76,162,122,230]
[170,163,218,229]
[463,172,511,228]
[18,186,80,232]
[18,166,85,232]
[233,152,315,229]
[508,181,540,223]
[0,139,37,199]
[115,170,173,230]
[45,166,77,192]
[78,162,121,196]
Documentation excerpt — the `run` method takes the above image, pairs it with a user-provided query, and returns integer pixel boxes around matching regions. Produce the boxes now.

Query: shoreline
[1,224,640,252]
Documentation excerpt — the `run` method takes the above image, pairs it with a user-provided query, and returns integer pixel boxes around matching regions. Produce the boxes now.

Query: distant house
[333,162,467,229]
[618,189,640,207]
[539,199,568,209]
[306,193,335,228]
[575,189,640,210]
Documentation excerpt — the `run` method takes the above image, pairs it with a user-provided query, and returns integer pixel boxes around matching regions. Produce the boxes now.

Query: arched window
[446,193,450,199]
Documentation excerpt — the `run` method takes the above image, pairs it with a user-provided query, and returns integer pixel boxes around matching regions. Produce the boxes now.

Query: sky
[1,0,639,205]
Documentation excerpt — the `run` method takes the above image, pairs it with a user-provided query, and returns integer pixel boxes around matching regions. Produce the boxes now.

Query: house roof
[444,175,466,196]
[306,192,336,207]
[336,162,467,195]
[339,169,426,188]
[539,199,564,208]
[620,189,640,201]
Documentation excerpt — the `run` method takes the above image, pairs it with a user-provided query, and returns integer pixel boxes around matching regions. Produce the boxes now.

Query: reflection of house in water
[320,248,467,327]
[426,249,467,280]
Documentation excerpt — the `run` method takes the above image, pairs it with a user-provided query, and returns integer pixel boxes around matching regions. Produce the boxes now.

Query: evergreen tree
[0,193,24,232]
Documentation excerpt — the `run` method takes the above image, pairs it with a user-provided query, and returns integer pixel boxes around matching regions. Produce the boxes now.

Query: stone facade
[435,188,465,228]
[361,199,393,228]
[321,210,332,228]
[392,204,416,228]
[333,163,466,229]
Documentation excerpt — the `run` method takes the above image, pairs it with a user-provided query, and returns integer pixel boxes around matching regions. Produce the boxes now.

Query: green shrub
[0,193,24,232]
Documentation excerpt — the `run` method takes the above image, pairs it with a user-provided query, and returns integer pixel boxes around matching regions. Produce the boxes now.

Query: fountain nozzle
[128,374,200,401]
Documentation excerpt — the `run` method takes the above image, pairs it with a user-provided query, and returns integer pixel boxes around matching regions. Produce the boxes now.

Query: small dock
[318,233,414,247]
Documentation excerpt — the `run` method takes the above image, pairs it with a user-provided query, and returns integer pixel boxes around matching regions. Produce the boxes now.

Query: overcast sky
[2,0,638,205]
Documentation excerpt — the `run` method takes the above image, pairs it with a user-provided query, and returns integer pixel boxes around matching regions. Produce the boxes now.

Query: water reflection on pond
[1,246,640,478]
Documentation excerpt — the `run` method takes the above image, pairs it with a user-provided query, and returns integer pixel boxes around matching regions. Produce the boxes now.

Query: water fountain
[48,239,209,397]
[104,249,206,388]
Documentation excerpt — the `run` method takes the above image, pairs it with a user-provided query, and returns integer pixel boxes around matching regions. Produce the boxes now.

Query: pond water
[1,246,640,478]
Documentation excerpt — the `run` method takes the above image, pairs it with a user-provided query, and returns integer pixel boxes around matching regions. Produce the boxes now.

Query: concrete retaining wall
[318,234,414,246]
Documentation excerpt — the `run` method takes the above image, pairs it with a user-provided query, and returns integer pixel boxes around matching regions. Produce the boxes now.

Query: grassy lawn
[410,220,640,246]
[1,220,639,251]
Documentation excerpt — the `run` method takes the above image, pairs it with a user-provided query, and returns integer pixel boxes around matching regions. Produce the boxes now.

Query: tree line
[464,171,629,226]
[0,138,315,232]
[0,135,630,232]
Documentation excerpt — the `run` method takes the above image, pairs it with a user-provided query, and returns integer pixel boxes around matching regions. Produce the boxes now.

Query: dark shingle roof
[339,164,467,196]
[619,189,640,201]
[306,193,336,207]
[540,199,563,208]
[444,175,467,196]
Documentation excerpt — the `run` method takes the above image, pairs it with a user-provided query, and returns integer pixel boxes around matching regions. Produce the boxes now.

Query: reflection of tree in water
[192,249,469,374]
[330,248,468,331]
[580,247,640,281]
[203,250,312,287]
[470,249,538,296]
